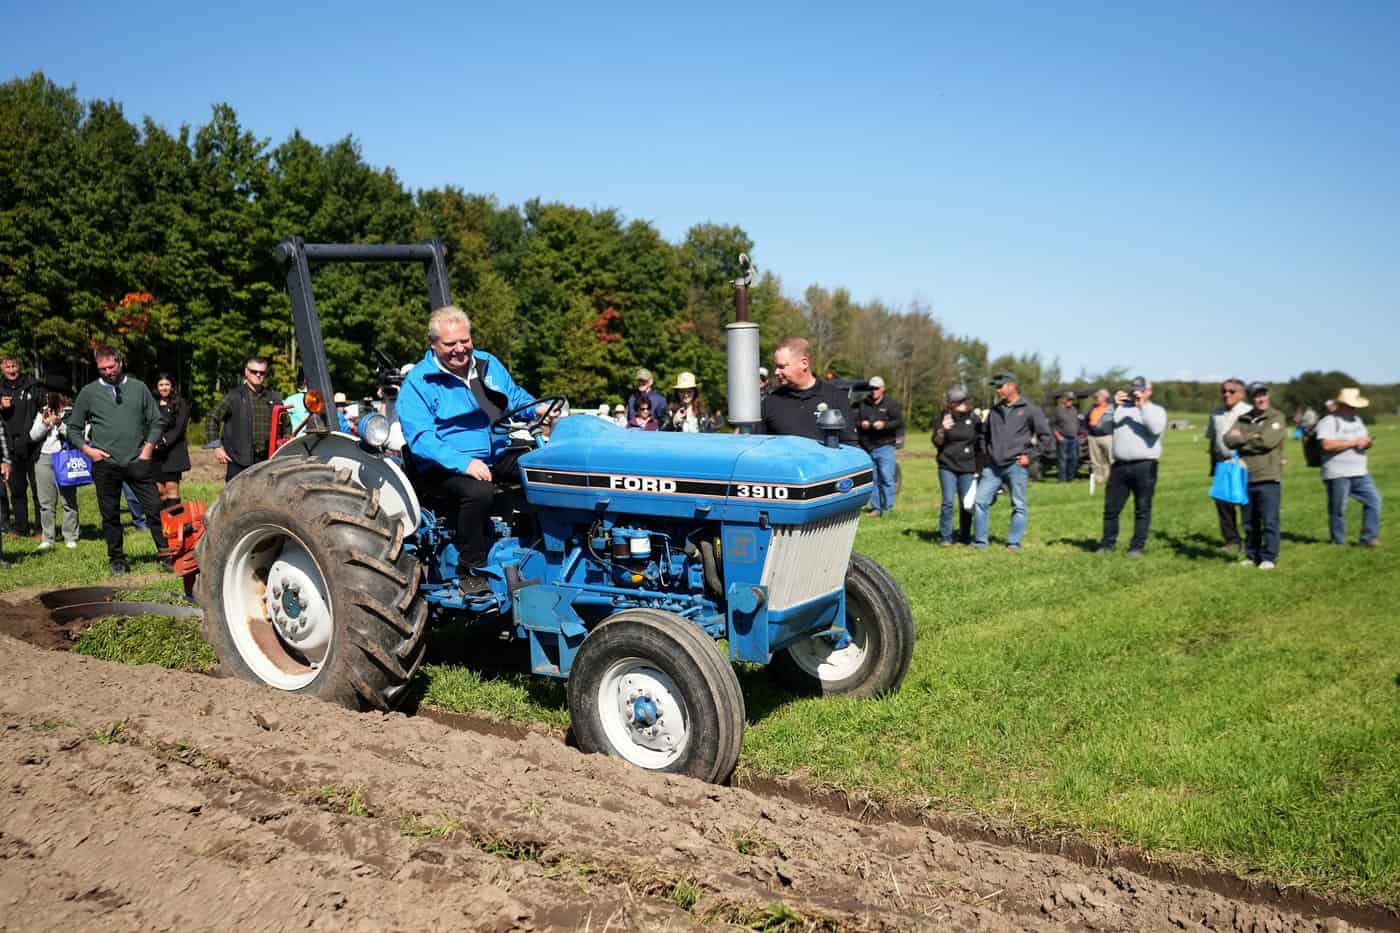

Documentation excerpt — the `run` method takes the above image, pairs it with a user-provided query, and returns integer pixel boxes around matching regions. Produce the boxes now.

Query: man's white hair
[427,305,471,342]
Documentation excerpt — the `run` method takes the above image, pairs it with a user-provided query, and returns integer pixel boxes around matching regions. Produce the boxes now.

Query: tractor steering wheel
[490,395,569,439]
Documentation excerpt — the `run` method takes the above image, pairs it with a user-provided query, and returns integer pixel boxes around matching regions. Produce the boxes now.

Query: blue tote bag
[53,445,94,487]
[1209,455,1248,505]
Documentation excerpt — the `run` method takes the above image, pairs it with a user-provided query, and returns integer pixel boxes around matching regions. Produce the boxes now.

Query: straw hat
[672,372,699,390]
[1335,387,1369,409]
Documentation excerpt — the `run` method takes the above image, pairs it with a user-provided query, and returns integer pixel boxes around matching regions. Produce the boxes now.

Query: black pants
[93,459,168,563]
[1214,497,1242,547]
[1100,459,1158,551]
[2,444,39,534]
[417,465,497,574]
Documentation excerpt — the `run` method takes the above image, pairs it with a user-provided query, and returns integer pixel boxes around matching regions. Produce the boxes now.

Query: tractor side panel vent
[760,512,860,611]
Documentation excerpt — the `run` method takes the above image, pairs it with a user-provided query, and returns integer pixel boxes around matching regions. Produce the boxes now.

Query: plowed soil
[0,615,1389,931]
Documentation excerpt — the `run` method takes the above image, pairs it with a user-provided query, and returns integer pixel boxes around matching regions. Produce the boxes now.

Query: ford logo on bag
[53,448,94,487]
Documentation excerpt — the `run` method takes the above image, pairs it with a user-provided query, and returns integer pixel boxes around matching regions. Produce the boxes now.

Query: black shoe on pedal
[457,573,493,598]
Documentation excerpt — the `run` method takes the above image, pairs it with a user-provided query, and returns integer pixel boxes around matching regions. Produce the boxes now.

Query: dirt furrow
[0,635,1382,931]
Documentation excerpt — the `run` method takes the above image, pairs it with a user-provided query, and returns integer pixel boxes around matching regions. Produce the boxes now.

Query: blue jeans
[868,445,897,512]
[1325,474,1382,544]
[973,462,1029,548]
[938,468,975,543]
[1057,437,1079,482]
[1243,481,1281,563]
[122,482,147,529]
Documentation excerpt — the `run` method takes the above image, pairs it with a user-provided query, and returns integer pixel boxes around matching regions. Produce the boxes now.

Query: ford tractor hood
[519,415,873,523]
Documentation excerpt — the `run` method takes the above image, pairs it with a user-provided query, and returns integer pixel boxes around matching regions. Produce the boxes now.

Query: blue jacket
[396,349,535,472]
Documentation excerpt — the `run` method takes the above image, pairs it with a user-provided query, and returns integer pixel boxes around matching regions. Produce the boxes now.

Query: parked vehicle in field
[192,240,915,784]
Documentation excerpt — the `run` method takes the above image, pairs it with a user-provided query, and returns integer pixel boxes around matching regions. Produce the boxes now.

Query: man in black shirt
[758,337,856,445]
[856,376,902,515]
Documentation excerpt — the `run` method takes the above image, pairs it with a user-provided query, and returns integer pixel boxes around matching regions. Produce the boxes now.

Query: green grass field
[3,415,1397,904]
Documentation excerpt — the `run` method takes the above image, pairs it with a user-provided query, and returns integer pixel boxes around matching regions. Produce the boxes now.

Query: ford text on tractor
[192,240,915,783]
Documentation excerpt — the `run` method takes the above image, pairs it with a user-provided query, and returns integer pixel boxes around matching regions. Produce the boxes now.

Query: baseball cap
[1245,381,1268,397]
[988,372,1016,387]
[1055,389,1074,399]
[946,384,968,403]
[1130,377,1150,392]
[868,376,885,389]
[758,366,769,379]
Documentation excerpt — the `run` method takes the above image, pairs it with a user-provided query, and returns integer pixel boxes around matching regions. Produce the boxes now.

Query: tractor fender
[273,432,420,538]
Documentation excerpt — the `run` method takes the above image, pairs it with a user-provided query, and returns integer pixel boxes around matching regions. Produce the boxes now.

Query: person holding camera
[932,385,980,545]
[1096,377,1167,558]
[665,372,712,433]
[1,354,42,538]
[0,427,9,562]
[28,375,80,550]
[65,346,169,576]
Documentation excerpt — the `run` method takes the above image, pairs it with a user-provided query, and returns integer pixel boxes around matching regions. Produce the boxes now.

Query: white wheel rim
[596,658,689,770]
[221,525,334,690]
[787,614,868,682]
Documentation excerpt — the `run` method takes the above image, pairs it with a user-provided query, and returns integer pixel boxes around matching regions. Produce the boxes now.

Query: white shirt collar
[431,352,476,387]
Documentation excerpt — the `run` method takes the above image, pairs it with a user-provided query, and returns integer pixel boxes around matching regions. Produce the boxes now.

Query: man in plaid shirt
[205,356,288,482]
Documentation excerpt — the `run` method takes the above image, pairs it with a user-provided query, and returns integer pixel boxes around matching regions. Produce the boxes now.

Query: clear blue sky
[5,0,1398,383]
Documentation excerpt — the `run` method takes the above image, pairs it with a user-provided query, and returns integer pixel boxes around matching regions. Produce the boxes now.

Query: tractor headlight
[358,413,391,451]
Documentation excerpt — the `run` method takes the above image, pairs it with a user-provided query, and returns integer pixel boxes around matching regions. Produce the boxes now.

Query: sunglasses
[246,368,268,376]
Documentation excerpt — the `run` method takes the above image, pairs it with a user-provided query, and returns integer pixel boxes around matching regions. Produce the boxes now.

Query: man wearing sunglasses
[205,356,287,482]
[65,345,169,575]
[1204,378,1252,555]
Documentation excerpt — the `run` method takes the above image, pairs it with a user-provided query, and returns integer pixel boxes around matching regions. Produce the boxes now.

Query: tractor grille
[759,512,860,611]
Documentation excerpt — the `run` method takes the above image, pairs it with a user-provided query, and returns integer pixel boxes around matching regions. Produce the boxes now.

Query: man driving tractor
[396,306,536,596]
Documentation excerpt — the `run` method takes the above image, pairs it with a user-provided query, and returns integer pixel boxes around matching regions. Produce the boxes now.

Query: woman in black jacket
[151,373,192,514]
[932,385,982,545]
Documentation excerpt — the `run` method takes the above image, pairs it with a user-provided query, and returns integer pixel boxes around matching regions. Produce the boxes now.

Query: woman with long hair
[151,372,192,513]
[665,372,711,433]
[932,385,982,546]
[28,375,80,549]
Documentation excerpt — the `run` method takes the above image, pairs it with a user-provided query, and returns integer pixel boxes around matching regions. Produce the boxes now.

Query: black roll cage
[274,237,453,433]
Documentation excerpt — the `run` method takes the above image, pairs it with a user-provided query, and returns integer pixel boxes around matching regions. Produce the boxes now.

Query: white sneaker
[65,541,78,549]
[1088,475,1096,495]
[37,540,53,550]
[1258,561,1276,570]
[1238,558,1255,566]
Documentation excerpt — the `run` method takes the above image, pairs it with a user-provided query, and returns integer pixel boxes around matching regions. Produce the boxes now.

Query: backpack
[1302,421,1324,468]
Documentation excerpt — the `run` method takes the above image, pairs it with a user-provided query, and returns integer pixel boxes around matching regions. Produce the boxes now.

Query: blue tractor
[194,240,914,783]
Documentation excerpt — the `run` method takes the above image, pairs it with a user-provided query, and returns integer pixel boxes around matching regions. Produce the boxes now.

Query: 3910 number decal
[733,483,790,500]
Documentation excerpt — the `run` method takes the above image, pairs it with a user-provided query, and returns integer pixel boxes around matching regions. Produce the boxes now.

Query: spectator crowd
[0,335,1384,575]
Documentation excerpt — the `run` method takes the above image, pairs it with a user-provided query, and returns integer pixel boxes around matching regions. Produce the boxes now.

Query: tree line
[2,72,1393,427]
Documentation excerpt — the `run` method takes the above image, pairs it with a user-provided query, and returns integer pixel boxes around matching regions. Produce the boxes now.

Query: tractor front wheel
[770,551,914,698]
[194,456,429,710]
[568,609,745,784]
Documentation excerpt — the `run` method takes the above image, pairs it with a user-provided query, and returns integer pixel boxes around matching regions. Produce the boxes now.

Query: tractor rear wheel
[568,608,745,784]
[770,551,914,698]
[194,456,429,711]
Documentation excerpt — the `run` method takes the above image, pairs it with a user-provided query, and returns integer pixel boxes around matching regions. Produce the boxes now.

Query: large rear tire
[194,456,429,710]
[567,609,745,784]
[770,551,914,698]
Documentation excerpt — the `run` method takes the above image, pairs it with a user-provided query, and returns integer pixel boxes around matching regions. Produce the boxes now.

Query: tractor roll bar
[274,237,453,433]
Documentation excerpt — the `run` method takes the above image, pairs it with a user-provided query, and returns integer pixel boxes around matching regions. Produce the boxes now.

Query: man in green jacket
[66,345,169,576]
[1224,382,1288,569]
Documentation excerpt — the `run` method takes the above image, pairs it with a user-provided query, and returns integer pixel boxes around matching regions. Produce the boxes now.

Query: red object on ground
[159,501,207,598]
